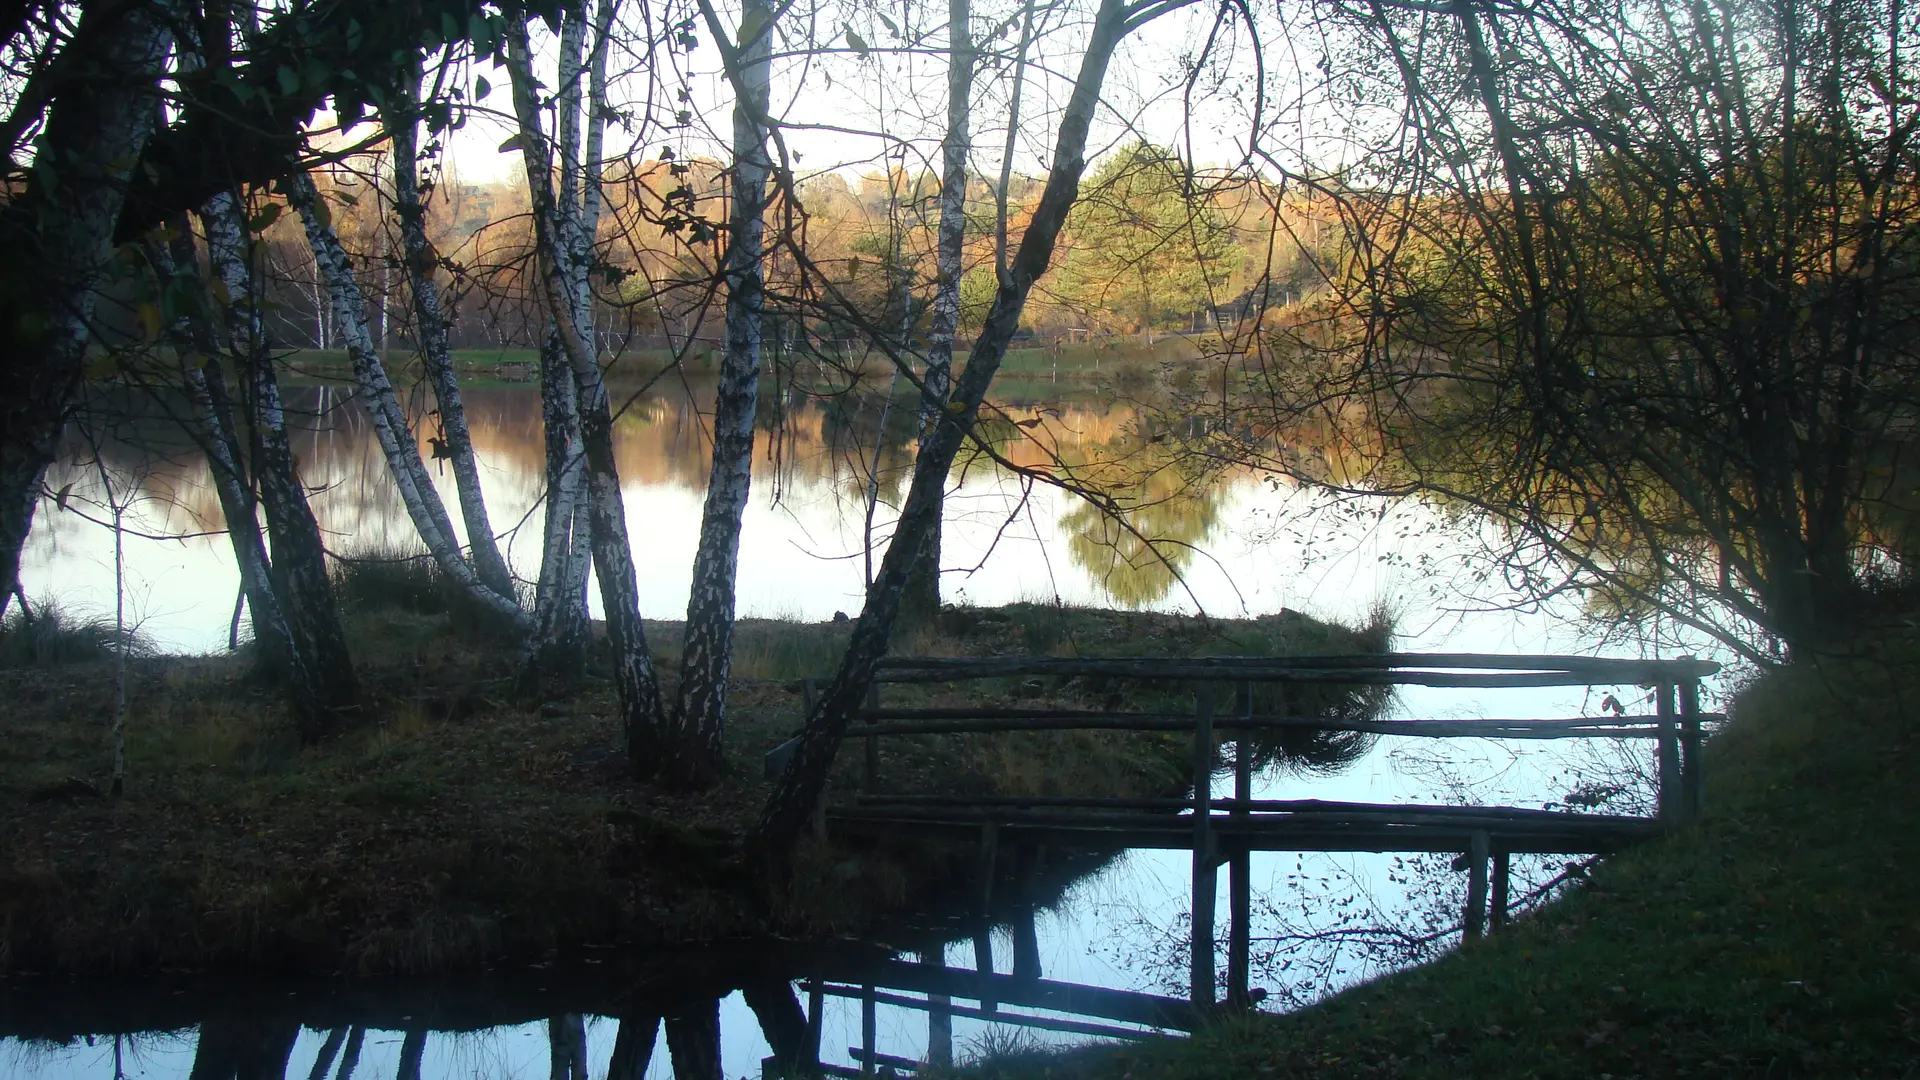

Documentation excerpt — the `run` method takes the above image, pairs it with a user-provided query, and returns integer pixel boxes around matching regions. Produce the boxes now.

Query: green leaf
[277,65,299,96]
[248,203,282,231]
[498,133,525,154]
[55,483,72,512]
[473,75,491,101]
[845,27,869,56]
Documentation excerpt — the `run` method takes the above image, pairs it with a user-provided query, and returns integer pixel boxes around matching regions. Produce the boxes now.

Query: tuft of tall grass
[329,544,526,642]
[0,599,149,668]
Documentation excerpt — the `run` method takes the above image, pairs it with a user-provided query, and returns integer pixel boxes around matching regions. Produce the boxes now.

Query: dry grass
[0,600,1388,977]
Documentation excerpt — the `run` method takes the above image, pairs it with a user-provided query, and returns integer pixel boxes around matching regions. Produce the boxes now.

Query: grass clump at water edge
[0,599,149,668]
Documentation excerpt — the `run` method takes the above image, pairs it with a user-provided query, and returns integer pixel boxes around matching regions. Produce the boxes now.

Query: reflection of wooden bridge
[776,653,1719,1016]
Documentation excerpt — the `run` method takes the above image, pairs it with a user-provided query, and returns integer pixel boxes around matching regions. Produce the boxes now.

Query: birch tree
[505,1,671,771]
[202,192,362,733]
[669,0,776,784]
[386,58,517,600]
[285,169,530,629]
[0,3,169,618]
[900,0,979,625]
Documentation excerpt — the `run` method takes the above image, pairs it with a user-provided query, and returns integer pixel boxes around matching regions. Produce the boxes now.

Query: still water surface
[9,381,1718,1078]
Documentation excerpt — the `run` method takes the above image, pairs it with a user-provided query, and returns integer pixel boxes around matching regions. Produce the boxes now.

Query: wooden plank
[1191,686,1217,1010]
[846,712,1682,739]
[1464,830,1491,939]
[832,800,1658,830]
[827,816,1656,855]
[873,652,1719,678]
[860,984,876,1076]
[817,960,1199,1030]
[817,986,1173,1041]
[875,666,1690,689]
[1656,682,1681,826]
[805,976,824,1072]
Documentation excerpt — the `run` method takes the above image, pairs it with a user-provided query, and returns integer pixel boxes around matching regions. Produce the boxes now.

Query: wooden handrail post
[860,983,877,1076]
[1490,849,1510,931]
[1655,681,1681,826]
[977,820,999,1015]
[1464,830,1490,940]
[804,975,824,1074]
[1228,680,1254,1010]
[863,681,881,791]
[1190,684,1217,1010]
[1678,672,1705,822]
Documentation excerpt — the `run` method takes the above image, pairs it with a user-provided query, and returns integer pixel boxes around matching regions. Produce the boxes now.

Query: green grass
[956,631,1920,1080]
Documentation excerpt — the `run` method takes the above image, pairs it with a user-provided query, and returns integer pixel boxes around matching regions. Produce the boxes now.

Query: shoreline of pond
[0,600,1388,979]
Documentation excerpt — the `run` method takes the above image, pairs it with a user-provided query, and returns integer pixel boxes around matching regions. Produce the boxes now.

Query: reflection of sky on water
[10,386,1730,1079]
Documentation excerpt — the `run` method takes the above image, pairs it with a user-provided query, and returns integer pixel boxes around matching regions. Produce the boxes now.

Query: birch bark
[285,170,530,629]
[902,0,977,625]
[754,0,1153,854]
[202,192,361,734]
[385,65,516,601]
[0,4,168,617]
[506,9,669,769]
[670,0,774,786]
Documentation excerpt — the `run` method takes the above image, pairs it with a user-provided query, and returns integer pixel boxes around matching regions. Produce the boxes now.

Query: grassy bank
[962,632,1920,1079]
[0,596,1383,977]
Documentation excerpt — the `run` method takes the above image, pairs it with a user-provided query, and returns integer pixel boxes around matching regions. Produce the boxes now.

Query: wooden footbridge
[773,652,1718,1018]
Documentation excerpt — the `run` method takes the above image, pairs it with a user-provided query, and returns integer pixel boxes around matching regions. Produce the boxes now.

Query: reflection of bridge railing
[773,653,1719,1013]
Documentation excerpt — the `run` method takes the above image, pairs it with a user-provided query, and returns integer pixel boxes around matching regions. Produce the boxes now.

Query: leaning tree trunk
[525,330,594,685]
[385,65,515,601]
[0,3,167,618]
[753,0,1141,856]
[202,191,360,734]
[670,0,774,787]
[901,0,977,627]
[286,170,530,629]
[523,0,610,687]
[606,1014,662,1080]
[153,224,298,673]
[506,12,669,769]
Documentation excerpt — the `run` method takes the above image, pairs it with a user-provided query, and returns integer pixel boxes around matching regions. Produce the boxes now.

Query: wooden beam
[872,652,1719,679]
[1228,713,1253,1010]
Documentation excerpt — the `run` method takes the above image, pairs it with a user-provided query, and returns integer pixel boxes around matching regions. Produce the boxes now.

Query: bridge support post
[1464,830,1491,940]
[1678,672,1705,822]
[1656,681,1681,825]
[860,984,877,1076]
[1190,685,1217,1011]
[976,822,998,1014]
[1228,681,1254,1010]
[805,976,824,1075]
[1490,849,1510,931]
[921,948,953,1068]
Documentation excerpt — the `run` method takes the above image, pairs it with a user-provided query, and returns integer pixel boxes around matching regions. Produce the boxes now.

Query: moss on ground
[955,629,1920,1080]
[0,600,1383,978]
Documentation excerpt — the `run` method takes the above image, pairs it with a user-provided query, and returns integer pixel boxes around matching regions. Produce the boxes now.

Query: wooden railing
[769,652,1720,1010]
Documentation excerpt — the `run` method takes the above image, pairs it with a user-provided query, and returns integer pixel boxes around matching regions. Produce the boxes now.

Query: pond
[8,378,1726,1078]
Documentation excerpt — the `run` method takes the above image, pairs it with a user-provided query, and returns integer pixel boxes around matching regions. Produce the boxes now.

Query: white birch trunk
[904,0,977,621]
[506,9,668,766]
[386,68,516,601]
[285,170,530,629]
[201,192,361,732]
[670,0,774,786]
